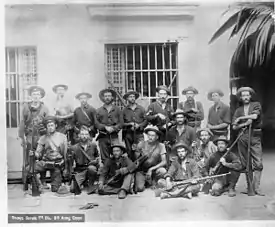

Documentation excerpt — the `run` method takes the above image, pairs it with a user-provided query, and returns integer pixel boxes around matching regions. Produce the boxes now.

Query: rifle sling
[78,144,93,163]
[81,108,92,123]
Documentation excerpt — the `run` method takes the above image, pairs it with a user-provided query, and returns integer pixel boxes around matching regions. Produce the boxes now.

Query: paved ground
[8,152,275,222]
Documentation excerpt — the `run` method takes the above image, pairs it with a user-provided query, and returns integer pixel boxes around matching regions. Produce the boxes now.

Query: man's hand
[245,119,253,126]
[191,179,198,185]
[115,169,122,176]
[105,126,113,133]
[166,181,173,190]
[157,113,166,120]
[209,168,215,175]
[220,157,227,166]
[146,169,152,180]
[29,150,35,156]
[63,169,69,178]
[98,182,104,191]
[207,123,213,129]
[191,108,198,113]
[233,118,241,125]
[191,141,197,148]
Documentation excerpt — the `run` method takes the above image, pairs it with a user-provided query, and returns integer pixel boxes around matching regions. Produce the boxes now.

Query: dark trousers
[237,133,263,171]
[98,135,119,164]
[123,131,144,161]
[98,174,133,195]
[212,170,240,193]
[35,160,63,192]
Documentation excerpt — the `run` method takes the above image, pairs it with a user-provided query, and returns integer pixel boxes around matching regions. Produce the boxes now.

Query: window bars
[6,47,38,128]
[105,43,179,109]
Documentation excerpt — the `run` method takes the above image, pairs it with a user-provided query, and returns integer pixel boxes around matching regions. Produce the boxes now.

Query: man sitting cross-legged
[98,143,136,199]
[69,125,100,195]
[157,141,201,199]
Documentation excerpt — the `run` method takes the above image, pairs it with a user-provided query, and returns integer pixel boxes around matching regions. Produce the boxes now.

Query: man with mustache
[69,125,99,195]
[194,128,217,176]
[122,90,147,161]
[18,85,49,189]
[232,87,264,196]
[96,89,123,164]
[166,109,197,162]
[146,85,174,142]
[73,92,97,145]
[178,86,204,129]
[204,136,242,197]
[134,125,167,191]
[207,88,231,140]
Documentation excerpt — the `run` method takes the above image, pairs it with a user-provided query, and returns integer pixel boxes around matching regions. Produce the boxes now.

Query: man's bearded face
[217,141,227,152]
[112,147,123,159]
[147,131,158,143]
[211,93,220,103]
[104,92,113,105]
[177,147,188,160]
[79,129,89,142]
[158,90,168,102]
[176,114,185,125]
[127,94,136,104]
[240,91,251,104]
[79,95,88,106]
[56,87,66,97]
[200,131,210,144]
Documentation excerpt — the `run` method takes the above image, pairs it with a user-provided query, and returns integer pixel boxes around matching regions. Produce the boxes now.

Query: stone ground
[8,151,275,222]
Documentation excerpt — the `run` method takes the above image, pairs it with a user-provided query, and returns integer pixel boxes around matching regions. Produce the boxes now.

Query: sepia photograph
[5,0,275,224]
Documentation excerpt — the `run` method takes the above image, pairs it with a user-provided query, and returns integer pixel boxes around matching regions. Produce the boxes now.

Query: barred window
[6,47,38,128]
[105,43,179,110]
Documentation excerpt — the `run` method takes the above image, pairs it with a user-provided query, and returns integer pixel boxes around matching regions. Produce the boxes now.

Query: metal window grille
[105,43,179,109]
[6,47,38,128]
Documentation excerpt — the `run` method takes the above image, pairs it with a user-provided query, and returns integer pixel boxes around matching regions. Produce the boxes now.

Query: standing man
[207,88,231,140]
[52,84,74,142]
[166,109,197,161]
[203,136,242,197]
[29,116,69,194]
[18,85,49,171]
[178,86,204,129]
[146,85,174,142]
[134,125,167,191]
[96,89,123,164]
[98,143,136,199]
[232,87,264,196]
[69,125,99,195]
[73,92,97,144]
[122,90,147,161]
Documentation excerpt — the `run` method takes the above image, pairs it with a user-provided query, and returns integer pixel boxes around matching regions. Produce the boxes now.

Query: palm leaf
[209,11,240,44]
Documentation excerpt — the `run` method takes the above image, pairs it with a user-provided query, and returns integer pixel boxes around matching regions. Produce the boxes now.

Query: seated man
[134,125,167,192]
[204,135,242,197]
[29,116,69,194]
[194,128,217,176]
[69,125,100,195]
[157,141,201,199]
[98,143,136,199]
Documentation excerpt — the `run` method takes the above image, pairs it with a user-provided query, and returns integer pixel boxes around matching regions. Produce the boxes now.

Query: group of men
[18,83,264,199]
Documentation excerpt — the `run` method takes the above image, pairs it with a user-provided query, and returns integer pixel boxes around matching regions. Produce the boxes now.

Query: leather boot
[118,189,127,199]
[253,171,265,196]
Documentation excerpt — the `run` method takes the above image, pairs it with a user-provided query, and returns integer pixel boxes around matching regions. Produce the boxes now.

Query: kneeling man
[98,143,136,199]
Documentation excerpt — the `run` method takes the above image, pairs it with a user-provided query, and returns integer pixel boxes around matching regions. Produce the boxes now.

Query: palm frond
[208,11,240,44]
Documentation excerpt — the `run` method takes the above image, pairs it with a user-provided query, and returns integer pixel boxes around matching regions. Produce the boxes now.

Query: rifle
[246,124,255,196]
[107,78,127,107]
[22,137,28,191]
[201,126,247,194]
[155,172,231,197]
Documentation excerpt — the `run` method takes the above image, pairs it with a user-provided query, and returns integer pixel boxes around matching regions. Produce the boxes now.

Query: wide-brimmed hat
[99,88,117,102]
[52,84,68,93]
[43,116,57,125]
[144,125,162,136]
[172,141,191,153]
[28,85,46,98]
[111,143,126,153]
[172,109,189,118]
[207,88,224,101]
[196,128,214,138]
[123,90,140,100]
[156,85,171,95]
[236,87,255,99]
[182,86,198,95]
[213,135,229,145]
[75,92,92,100]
